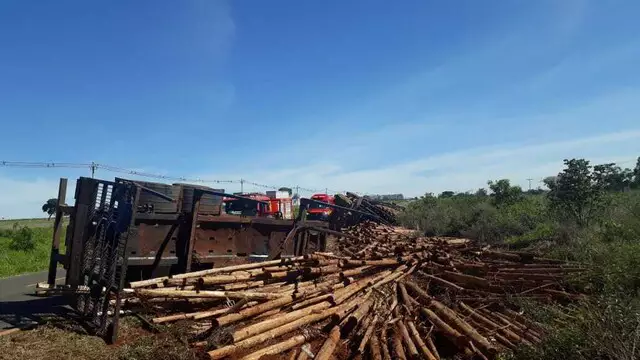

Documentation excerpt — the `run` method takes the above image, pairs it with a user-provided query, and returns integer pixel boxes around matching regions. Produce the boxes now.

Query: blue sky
[1,0,640,218]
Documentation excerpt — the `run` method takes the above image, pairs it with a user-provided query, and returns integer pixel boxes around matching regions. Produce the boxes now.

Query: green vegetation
[0,221,63,278]
[401,157,640,360]
[42,198,57,220]
[0,217,59,229]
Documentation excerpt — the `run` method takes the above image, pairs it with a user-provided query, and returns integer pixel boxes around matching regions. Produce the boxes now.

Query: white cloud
[193,129,640,197]
[1,128,638,219]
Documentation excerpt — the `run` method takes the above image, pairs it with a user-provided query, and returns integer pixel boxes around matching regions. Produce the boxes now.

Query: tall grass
[0,226,63,278]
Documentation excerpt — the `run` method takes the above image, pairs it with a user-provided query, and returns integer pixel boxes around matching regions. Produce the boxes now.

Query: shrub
[10,225,35,251]
[0,228,13,238]
[510,296,640,360]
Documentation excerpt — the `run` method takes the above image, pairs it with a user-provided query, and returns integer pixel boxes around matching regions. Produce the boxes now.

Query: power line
[0,160,355,195]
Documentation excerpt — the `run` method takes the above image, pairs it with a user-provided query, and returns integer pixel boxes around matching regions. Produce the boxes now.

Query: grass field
[0,218,58,229]
[0,219,65,278]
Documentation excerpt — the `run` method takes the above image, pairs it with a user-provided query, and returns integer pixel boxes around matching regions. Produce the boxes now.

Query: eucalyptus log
[315,325,341,360]
[232,301,332,342]
[239,334,308,360]
[369,332,383,360]
[136,288,280,301]
[208,295,294,324]
[398,321,419,360]
[208,302,351,359]
[407,321,437,360]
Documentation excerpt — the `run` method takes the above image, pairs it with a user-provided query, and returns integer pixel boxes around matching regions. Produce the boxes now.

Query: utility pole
[325,187,328,195]
[91,162,97,178]
[526,178,533,190]
[240,179,244,194]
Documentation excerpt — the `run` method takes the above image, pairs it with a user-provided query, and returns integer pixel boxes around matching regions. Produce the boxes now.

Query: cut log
[232,301,332,342]
[425,329,440,360]
[392,327,408,360]
[417,271,465,292]
[291,293,334,310]
[136,289,281,301]
[209,295,294,325]
[458,302,529,346]
[369,332,383,360]
[398,283,413,312]
[239,334,308,360]
[129,257,306,288]
[407,321,437,360]
[343,298,374,334]
[197,273,253,286]
[397,321,419,360]
[357,315,378,354]
[441,271,490,289]
[420,308,467,347]
[315,325,341,360]
[208,302,350,359]
[426,298,497,356]
[380,326,392,360]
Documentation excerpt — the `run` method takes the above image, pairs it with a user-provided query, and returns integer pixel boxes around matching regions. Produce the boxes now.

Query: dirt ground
[0,317,208,360]
[0,316,346,360]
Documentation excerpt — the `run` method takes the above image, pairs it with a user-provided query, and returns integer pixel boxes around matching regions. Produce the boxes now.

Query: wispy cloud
[222,129,640,197]
[2,126,638,219]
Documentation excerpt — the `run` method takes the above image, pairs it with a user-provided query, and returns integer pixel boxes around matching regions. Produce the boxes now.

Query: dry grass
[0,318,206,360]
[0,326,108,360]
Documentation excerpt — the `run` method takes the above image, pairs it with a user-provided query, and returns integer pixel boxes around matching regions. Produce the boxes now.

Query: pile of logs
[123,222,585,360]
[334,192,401,226]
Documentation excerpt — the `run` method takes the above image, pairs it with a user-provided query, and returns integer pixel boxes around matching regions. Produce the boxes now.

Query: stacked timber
[334,192,400,226]
[123,222,585,360]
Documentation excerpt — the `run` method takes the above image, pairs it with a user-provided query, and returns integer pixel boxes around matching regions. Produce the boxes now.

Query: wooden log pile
[123,221,586,360]
[334,192,401,226]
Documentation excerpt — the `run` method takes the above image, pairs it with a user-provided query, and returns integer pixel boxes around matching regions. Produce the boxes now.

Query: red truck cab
[223,193,270,217]
[223,193,288,219]
[306,193,335,221]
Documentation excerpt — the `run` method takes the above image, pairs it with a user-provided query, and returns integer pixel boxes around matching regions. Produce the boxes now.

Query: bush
[510,296,640,360]
[0,222,19,238]
[0,226,62,277]
[10,225,35,251]
[401,194,549,244]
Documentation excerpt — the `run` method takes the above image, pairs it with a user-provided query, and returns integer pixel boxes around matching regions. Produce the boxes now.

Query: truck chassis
[46,176,328,342]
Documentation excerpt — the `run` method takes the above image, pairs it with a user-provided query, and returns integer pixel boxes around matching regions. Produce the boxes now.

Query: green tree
[439,191,455,198]
[542,176,557,189]
[593,163,633,191]
[475,188,488,197]
[41,198,57,220]
[546,159,603,226]
[632,157,640,189]
[487,179,522,206]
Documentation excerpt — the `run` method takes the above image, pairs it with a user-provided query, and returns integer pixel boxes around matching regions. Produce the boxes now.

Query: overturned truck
[45,176,329,341]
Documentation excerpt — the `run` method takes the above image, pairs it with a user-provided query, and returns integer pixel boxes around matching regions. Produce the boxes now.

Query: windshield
[224,200,258,216]
[309,202,328,209]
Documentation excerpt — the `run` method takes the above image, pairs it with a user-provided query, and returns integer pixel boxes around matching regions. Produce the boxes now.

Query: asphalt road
[0,269,68,330]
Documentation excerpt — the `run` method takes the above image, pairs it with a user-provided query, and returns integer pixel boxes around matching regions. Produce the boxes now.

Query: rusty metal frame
[61,177,139,343]
[47,178,69,286]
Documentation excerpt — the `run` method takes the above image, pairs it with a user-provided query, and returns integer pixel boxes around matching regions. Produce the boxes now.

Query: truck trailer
[44,176,329,341]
